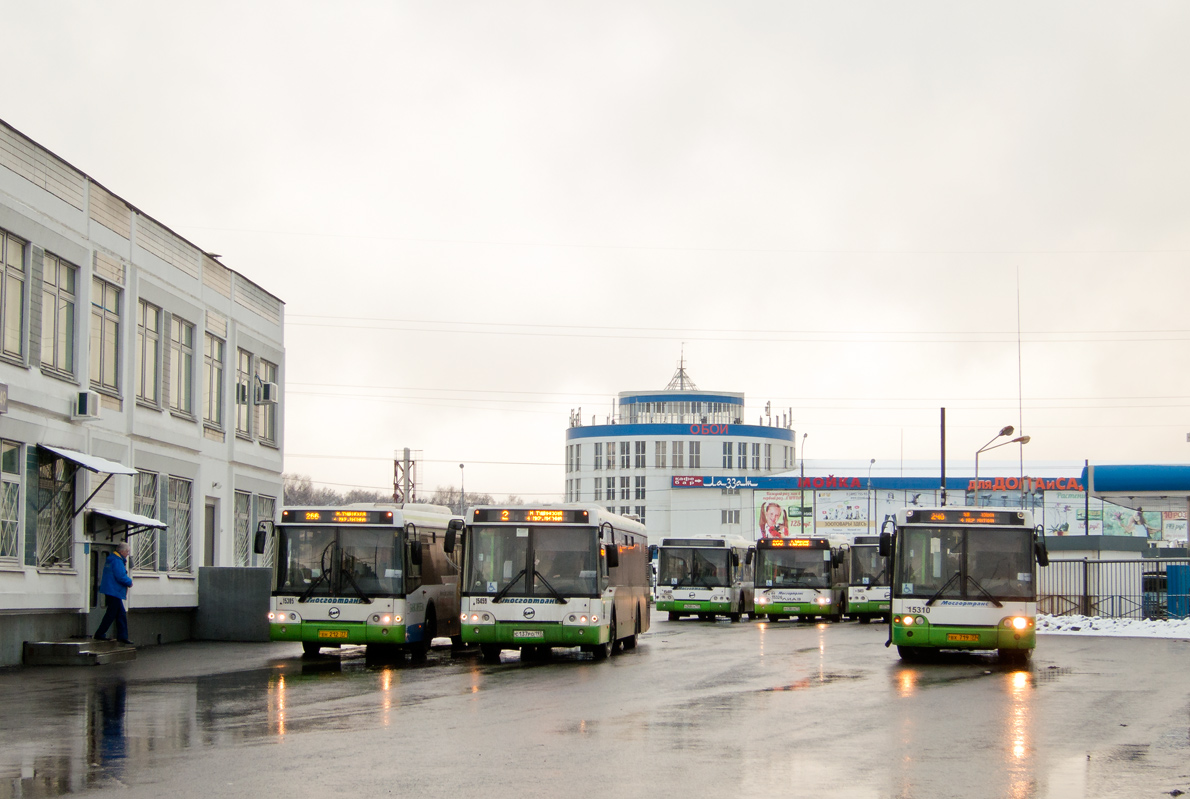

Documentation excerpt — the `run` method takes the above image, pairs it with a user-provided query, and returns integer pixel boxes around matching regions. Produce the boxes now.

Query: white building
[0,119,283,665]
[564,365,797,545]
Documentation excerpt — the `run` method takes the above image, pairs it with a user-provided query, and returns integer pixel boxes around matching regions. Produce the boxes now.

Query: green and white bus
[880,507,1049,664]
[450,505,650,662]
[843,535,891,623]
[258,503,462,660]
[654,536,755,622]
[753,537,845,622]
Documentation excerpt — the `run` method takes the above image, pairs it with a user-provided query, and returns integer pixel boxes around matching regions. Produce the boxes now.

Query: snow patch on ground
[1036,614,1190,639]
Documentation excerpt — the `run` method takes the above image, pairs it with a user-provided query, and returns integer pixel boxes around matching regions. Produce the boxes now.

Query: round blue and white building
[563,367,797,545]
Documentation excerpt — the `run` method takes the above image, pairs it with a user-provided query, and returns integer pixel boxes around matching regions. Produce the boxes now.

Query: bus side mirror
[732,552,740,567]
[746,548,754,565]
[253,521,273,555]
[606,545,620,569]
[1035,541,1049,567]
[831,549,844,567]
[410,540,423,566]
[444,519,464,554]
[648,545,658,560]
[878,532,892,558]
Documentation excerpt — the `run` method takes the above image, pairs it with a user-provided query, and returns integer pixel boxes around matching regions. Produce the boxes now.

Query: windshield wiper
[925,571,962,606]
[299,541,335,602]
[965,575,1003,608]
[339,565,373,605]
[299,570,328,602]
[533,571,568,604]
[492,569,526,603]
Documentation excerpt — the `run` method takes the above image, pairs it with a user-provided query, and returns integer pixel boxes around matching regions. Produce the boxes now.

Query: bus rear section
[753,537,844,622]
[883,507,1049,664]
[259,504,462,660]
[654,537,755,622]
[844,535,891,623]
[455,505,650,662]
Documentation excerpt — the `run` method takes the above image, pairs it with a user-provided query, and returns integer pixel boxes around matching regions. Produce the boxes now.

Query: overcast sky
[7,2,1190,501]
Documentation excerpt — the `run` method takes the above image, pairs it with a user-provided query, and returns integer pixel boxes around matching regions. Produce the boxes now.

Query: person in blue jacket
[94,542,134,644]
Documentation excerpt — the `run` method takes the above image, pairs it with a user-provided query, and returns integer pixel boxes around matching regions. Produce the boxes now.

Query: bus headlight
[756,596,770,605]
[815,596,830,605]
[1005,616,1032,630]
[269,611,299,622]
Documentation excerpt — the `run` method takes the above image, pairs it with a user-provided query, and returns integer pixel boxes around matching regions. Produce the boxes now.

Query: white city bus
[843,535,891,623]
[753,537,846,622]
[654,536,755,622]
[258,503,462,660]
[450,505,649,662]
[880,507,1049,664]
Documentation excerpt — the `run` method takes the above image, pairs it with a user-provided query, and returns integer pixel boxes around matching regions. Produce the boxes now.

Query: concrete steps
[23,638,137,666]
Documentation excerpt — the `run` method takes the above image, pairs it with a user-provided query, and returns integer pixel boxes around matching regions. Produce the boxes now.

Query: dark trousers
[94,594,129,642]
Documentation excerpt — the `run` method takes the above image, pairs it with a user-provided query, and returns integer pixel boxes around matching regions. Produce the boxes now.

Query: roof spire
[665,345,698,391]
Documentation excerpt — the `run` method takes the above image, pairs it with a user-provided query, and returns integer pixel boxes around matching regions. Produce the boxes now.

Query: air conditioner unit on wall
[236,383,249,405]
[73,391,101,420]
[256,381,279,404]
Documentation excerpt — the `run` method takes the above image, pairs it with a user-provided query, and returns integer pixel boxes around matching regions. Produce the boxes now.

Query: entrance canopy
[38,444,136,476]
[88,507,166,542]
[1082,464,1190,513]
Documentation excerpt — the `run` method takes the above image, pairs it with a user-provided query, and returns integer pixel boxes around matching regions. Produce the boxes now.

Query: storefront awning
[88,507,166,542]
[38,444,136,476]
[1082,464,1190,513]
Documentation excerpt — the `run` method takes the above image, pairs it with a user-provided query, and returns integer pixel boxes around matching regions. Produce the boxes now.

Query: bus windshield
[849,546,888,587]
[276,526,404,597]
[465,525,599,598]
[659,548,730,588]
[756,547,830,589]
[896,526,1035,600]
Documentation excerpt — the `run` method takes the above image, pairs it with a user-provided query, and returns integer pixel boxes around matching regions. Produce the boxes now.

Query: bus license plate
[512,630,544,639]
[877,603,890,610]
[683,603,701,609]
[318,630,349,639]
[947,633,979,642]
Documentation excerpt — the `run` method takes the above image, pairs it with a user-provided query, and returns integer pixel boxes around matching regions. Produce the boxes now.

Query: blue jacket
[99,551,133,599]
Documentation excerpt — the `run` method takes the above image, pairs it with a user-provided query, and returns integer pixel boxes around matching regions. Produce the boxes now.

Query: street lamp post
[799,433,808,532]
[459,463,465,516]
[974,427,1031,507]
[867,458,876,534]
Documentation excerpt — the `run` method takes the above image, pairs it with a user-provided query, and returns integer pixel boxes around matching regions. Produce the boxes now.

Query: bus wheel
[667,612,681,622]
[998,648,1031,667]
[897,645,926,662]
[411,607,436,662]
[859,615,871,624]
[302,641,322,657]
[480,644,502,663]
[729,601,742,623]
[623,613,640,650]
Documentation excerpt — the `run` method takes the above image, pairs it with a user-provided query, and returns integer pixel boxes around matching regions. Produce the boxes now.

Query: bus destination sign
[473,508,589,524]
[280,509,394,525]
[910,509,1025,526]
[761,537,828,549]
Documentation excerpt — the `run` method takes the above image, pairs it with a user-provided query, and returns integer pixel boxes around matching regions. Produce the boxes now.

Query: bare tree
[283,474,389,507]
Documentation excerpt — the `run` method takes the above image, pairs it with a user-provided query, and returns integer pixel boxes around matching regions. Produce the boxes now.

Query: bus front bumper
[461,623,607,646]
[753,602,834,617]
[270,621,412,646]
[656,600,732,614]
[891,622,1036,650]
[846,601,891,615]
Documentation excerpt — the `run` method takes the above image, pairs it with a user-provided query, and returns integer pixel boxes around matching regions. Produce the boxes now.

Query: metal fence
[1039,558,1190,620]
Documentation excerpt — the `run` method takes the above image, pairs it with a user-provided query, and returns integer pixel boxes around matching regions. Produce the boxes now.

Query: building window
[0,440,20,560]
[40,253,76,375]
[620,442,630,469]
[167,476,193,573]
[735,442,746,470]
[655,441,667,469]
[256,358,278,444]
[721,509,741,525]
[594,477,602,501]
[1,230,25,360]
[634,476,645,500]
[620,476,630,500]
[634,505,646,525]
[594,443,602,471]
[203,333,225,428]
[721,486,739,496]
[606,442,615,470]
[620,506,630,517]
[136,300,161,405]
[34,451,74,568]
[634,441,645,468]
[90,278,120,392]
[752,443,761,471]
[722,442,732,469]
[234,490,252,566]
[236,349,252,437]
[673,441,684,470]
[764,444,772,471]
[605,479,615,501]
[132,471,160,571]
[168,317,195,415]
[690,442,701,468]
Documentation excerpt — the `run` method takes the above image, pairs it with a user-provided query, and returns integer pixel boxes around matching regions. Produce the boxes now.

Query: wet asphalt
[2,617,1189,799]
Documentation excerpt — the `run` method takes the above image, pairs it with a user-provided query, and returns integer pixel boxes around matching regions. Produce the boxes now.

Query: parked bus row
[253,503,1049,665]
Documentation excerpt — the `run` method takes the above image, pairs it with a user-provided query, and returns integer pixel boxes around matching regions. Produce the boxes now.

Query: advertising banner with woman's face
[754,491,811,538]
